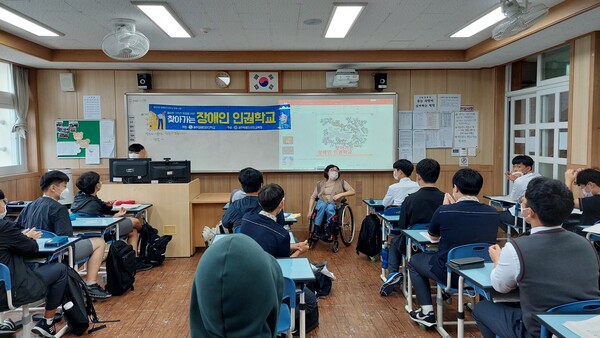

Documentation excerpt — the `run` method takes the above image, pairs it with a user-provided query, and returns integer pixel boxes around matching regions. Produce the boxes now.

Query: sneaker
[379,272,402,296]
[0,318,17,335]
[31,319,55,337]
[136,260,153,272]
[87,283,112,299]
[409,308,436,327]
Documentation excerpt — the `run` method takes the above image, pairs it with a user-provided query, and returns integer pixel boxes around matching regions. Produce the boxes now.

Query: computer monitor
[109,158,152,183]
[148,160,191,183]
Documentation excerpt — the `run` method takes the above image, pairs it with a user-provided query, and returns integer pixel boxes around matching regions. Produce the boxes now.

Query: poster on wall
[55,119,115,159]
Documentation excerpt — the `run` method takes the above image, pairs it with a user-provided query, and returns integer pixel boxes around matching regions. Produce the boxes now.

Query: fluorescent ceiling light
[0,4,62,37]
[451,7,505,38]
[133,2,193,38]
[324,3,366,38]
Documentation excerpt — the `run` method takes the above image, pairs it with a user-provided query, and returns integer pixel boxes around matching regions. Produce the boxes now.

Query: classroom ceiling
[0,0,599,70]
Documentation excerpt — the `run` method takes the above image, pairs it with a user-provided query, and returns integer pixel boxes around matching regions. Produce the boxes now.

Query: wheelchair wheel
[308,212,318,248]
[339,204,355,246]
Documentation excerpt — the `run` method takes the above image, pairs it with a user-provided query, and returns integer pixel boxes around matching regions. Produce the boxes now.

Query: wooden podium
[98,179,200,257]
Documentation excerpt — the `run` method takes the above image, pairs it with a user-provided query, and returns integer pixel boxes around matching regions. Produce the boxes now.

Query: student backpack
[138,220,172,267]
[105,241,136,296]
[355,214,382,257]
[63,267,115,335]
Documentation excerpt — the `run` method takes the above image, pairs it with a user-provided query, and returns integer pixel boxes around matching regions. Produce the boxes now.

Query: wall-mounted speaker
[137,73,152,90]
[374,73,387,91]
[59,73,75,92]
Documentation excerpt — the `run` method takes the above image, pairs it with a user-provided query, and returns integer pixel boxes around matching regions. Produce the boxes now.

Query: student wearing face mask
[308,164,355,227]
[565,168,600,225]
[499,155,541,227]
[15,171,111,299]
[128,143,147,159]
[382,159,419,208]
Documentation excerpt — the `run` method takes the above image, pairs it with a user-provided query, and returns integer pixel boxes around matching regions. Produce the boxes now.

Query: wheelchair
[308,200,355,252]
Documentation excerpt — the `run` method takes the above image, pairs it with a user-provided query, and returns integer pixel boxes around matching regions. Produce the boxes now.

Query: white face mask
[128,153,140,159]
[329,172,339,180]
[393,171,399,180]
[60,188,70,200]
[582,186,594,198]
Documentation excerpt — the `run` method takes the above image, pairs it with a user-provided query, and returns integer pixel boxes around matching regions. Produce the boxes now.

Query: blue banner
[148,104,291,131]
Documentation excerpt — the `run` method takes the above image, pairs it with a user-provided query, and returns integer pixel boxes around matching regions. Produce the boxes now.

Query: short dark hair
[128,143,145,153]
[258,183,285,213]
[323,164,340,179]
[238,167,263,193]
[40,170,69,191]
[512,155,534,168]
[452,168,484,196]
[76,171,101,195]
[524,177,574,226]
[575,168,600,186]
[416,158,440,183]
[0,189,5,200]
[393,159,414,177]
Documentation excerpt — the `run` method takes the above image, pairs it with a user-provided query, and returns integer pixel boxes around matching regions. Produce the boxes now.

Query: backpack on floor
[63,267,115,335]
[105,241,136,296]
[139,220,172,267]
[293,287,319,336]
[356,214,382,257]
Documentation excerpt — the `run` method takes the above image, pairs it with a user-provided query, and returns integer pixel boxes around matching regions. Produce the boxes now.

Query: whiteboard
[126,93,398,172]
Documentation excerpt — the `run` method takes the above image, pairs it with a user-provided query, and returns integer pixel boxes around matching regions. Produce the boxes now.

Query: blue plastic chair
[39,230,57,238]
[434,243,493,334]
[277,277,297,336]
[539,299,600,338]
[0,263,15,310]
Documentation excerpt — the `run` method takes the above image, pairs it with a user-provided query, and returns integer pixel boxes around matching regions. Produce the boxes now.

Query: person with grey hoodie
[189,234,284,338]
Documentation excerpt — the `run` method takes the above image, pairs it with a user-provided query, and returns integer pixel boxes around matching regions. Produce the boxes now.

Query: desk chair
[277,277,297,337]
[503,204,529,241]
[435,243,492,338]
[539,299,600,338]
[380,207,401,274]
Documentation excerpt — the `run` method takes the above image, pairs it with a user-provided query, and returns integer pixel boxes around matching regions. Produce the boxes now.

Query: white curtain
[11,66,29,139]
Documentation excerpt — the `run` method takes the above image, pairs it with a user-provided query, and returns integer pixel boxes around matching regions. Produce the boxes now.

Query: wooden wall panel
[387,70,411,110]
[152,71,191,90]
[282,71,302,91]
[0,173,41,201]
[570,35,592,165]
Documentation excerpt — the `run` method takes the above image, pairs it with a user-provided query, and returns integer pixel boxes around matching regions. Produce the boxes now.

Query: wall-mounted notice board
[55,119,115,159]
[126,93,398,172]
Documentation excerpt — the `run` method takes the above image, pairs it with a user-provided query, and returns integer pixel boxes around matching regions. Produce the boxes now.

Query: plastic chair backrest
[444,243,492,289]
[0,263,14,309]
[540,299,600,338]
[383,207,401,216]
[39,230,57,238]
[277,277,297,334]
[283,277,296,309]
[409,223,429,230]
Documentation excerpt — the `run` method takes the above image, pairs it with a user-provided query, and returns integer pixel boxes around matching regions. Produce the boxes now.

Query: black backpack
[139,221,172,267]
[356,214,382,257]
[63,267,116,335]
[105,241,136,296]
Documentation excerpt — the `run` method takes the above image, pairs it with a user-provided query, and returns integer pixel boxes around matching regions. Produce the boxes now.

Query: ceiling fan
[492,0,549,41]
[102,19,150,60]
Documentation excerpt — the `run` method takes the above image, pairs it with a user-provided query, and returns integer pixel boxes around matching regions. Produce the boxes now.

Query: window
[0,62,27,176]
[506,45,570,185]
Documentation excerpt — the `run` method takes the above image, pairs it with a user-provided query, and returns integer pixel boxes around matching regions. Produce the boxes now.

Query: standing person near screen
[128,143,147,158]
[473,177,600,338]
[308,164,355,227]
[565,168,600,225]
[382,159,419,208]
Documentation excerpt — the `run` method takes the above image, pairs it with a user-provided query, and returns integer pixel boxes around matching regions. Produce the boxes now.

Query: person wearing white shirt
[473,177,600,338]
[382,159,419,208]
[499,155,541,227]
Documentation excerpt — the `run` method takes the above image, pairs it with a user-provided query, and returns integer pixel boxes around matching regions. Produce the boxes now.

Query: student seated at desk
[499,155,541,228]
[70,171,152,272]
[128,143,147,158]
[0,192,69,337]
[189,234,283,338]
[382,159,419,208]
[380,158,444,296]
[407,168,499,327]
[222,167,285,232]
[240,183,309,258]
[565,168,600,225]
[15,171,111,299]
[473,177,600,338]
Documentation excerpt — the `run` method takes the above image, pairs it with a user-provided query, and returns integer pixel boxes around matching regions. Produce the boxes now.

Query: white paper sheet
[414,95,437,111]
[57,142,79,156]
[85,144,100,164]
[399,111,413,130]
[454,111,478,148]
[412,130,426,162]
[563,315,600,337]
[420,231,439,243]
[99,120,115,158]
[83,95,101,120]
[438,94,461,112]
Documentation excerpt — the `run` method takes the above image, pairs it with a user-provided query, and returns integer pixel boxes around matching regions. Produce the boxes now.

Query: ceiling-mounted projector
[332,69,359,88]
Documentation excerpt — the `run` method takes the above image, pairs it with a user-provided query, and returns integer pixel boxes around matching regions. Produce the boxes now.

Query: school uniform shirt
[70,192,112,216]
[240,211,291,258]
[579,194,600,225]
[221,195,285,231]
[382,177,419,207]
[397,187,444,229]
[508,172,541,216]
[16,196,73,236]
